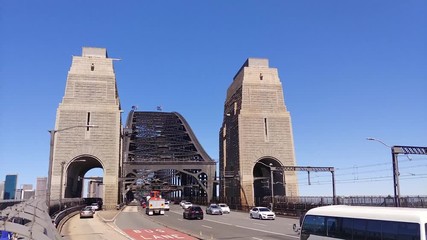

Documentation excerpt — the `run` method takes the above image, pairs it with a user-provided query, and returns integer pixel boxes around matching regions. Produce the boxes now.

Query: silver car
[80,206,94,218]
[206,204,222,215]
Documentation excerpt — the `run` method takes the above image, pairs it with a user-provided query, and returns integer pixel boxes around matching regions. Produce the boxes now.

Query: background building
[0,181,4,199]
[22,189,35,200]
[87,179,103,198]
[4,174,18,200]
[36,177,47,199]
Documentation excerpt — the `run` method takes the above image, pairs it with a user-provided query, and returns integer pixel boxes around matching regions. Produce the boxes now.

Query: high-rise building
[0,181,4,199]
[15,188,22,200]
[36,177,47,199]
[22,190,35,200]
[87,179,103,198]
[4,174,18,200]
[22,184,33,191]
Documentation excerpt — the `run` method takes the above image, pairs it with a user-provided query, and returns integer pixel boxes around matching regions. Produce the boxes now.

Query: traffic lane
[170,205,299,236]
[116,206,197,240]
[156,207,300,240]
[61,213,130,240]
[115,206,166,229]
[206,208,298,235]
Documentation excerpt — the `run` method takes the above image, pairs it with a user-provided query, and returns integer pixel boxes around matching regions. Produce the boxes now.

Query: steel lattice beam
[281,166,335,172]
[394,146,427,155]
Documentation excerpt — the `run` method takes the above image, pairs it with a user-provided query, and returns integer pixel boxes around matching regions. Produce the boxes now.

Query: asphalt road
[116,204,301,240]
[62,205,301,240]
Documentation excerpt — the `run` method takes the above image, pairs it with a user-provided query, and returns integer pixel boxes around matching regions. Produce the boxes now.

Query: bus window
[301,215,326,239]
[340,218,353,239]
[326,217,337,237]
[366,220,381,240]
[353,219,366,240]
[397,222,420,240]
[382,221,398,240]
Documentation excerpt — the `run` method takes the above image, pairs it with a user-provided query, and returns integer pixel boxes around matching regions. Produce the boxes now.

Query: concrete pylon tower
[219,58,298,208]
[51,47,121,209]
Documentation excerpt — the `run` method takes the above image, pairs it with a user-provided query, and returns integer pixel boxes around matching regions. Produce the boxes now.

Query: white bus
[300,205,427,240]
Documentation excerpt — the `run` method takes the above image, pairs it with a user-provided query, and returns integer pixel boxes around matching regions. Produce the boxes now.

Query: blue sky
[0,1,426,197]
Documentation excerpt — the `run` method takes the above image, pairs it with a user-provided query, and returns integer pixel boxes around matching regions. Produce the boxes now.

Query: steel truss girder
[394,145,427,155]
[122,111,216,202]
[123,162,216,201]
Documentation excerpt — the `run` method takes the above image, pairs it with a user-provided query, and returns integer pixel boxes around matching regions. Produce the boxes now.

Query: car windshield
[219,204,227,207]
[210,205,219,208]
[259,208,270,212]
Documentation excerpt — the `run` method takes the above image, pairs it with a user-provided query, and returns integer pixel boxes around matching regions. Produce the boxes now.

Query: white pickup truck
[145,191,165,215]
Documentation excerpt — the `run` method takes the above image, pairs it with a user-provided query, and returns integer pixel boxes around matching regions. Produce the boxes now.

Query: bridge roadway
[61,204,300,240]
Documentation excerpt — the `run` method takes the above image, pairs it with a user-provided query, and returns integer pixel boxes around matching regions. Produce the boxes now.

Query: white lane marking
[177,219,183,221]
[252,238,263,240]
[202,225,212,229]
[122,206,138,212]
[205,218,298,238]
[234,225,299,239]
[253,223,266,226]
[206,219,233,226]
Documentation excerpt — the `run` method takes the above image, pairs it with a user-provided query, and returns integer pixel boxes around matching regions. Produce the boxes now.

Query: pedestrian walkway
[96,209,122,222]
[60,209,131,240]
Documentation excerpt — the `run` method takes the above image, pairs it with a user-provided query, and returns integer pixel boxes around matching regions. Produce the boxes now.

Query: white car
[164,201,170,211]
[218,203,230,214]
[179,200,187,207]
[249,207,275,220]
[90,203,99,211]
[182,202,192,209]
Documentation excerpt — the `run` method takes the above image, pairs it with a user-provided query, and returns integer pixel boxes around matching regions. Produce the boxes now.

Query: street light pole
[269,164,276,210]
[254,161,277,210]
[391,147,401,207]
[367,137,401,207]
[59,161,66,210]
[46,130,56,210]
[46,125,97,211]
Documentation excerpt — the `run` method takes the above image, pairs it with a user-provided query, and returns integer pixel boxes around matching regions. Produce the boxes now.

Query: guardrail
[0,198,62,240]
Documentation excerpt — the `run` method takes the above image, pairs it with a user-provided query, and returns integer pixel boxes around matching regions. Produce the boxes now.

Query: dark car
[183,206,203,220]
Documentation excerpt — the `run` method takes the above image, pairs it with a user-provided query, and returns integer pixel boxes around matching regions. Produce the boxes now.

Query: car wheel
[183,213,186,219]
[259,215,262,220]
[250,213,253,219]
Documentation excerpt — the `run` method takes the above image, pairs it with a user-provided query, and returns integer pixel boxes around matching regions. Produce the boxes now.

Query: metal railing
[0,198,62,240]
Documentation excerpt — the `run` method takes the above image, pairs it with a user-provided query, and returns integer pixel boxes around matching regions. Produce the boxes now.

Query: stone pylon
[50,47,121,209]
[219,58,298,208]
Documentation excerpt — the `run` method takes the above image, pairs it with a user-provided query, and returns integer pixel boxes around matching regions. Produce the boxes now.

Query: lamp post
[255,161,278,210]
[46,125,97,210]
[59,159,87,211]
[366,137,401,207]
